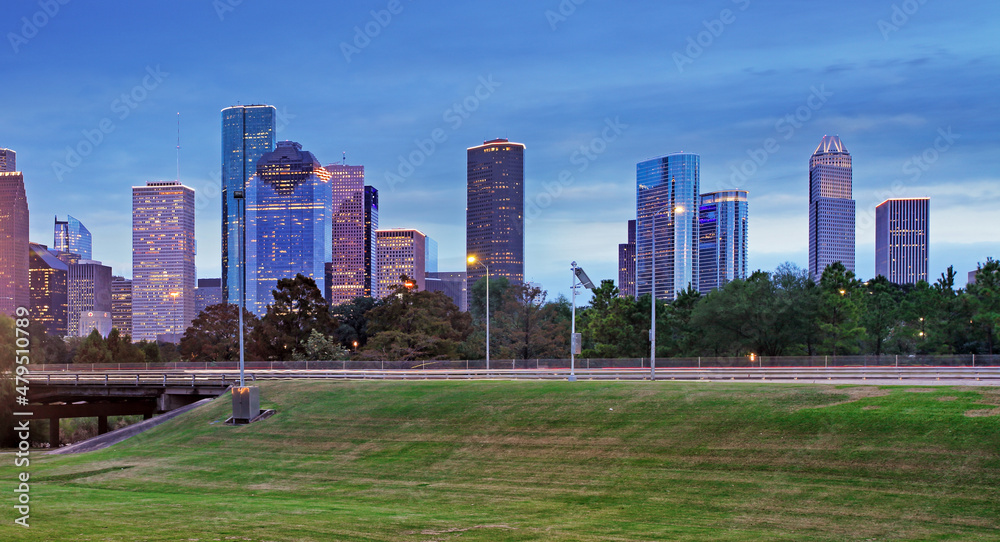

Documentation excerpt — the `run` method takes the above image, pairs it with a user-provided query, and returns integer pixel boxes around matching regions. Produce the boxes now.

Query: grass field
[3,380,1000,541]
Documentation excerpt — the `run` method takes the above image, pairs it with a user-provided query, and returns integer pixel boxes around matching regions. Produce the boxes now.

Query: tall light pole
[234,189,246,387]
[570,262,595,382]
[468,255,489,373]
[649,204,680,381]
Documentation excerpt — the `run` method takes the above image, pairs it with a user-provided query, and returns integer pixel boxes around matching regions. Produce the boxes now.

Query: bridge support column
[143,412,152,420]
[49,418,60,448]
[98,416,109,435]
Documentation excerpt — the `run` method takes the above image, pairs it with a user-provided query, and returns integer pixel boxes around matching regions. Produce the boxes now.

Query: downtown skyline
[3,1,998,302]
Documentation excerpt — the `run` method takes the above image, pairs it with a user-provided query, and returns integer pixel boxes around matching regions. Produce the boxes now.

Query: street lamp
[569,262,595,382]
[231,188,258,424]
[168,291,180,341]
[649,204,681,381]
[467,255,490,373]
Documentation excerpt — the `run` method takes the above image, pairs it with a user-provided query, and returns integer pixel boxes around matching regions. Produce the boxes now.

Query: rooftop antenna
[342,151,347,165]
[176,112,181,182]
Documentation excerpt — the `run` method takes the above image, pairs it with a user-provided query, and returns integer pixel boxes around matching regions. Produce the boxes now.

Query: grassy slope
[3,381,1000,541]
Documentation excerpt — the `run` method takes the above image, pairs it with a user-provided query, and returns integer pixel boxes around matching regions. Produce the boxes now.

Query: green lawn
[3,381,1000,541]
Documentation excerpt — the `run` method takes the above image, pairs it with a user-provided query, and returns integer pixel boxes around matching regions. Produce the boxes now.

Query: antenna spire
[342,151,346,165]
[176,112,181,182]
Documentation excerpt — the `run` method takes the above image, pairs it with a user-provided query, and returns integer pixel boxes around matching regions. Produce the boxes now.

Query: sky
[2,0,998,303]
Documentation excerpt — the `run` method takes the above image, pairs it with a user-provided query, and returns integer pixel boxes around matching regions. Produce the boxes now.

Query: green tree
[364,283,472,361]
[331,296,380,350]
[861,276,903,355]
[249,274,338,361]
[816,262,867,355]
[106,328,146,364]
[967,259,1000,354]
[75,329,112,364]
[492,283,570,359]
[179,303,257,362]
[582,289,651,358]
[293,329,350,361]
[136,340,162,363]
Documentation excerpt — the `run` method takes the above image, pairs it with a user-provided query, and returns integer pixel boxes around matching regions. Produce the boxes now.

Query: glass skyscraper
[875,198,929,284]
[326,163,366,306]
[54,215,93,260]
[364,185,379,297]
[809,136,855,277]
[29,242,68,336]
[246,141,332,316]
[222,105,276,305]
[0,168,29,316]
[0,148,15,172]
[466,138,525,287]
[618,220,636,298]
[636,153,700,301]
[698,190,748,292]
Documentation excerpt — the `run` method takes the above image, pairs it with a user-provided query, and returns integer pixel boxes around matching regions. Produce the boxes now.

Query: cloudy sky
[3,0,997,302]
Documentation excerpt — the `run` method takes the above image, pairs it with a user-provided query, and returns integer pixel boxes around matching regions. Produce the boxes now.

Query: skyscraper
[376,229,426,298]
[636,153,700,301]
[0,168,29,316]
[364,185,379,297]
[132,181,196,342]
[0,148,15,172]
[111,276,133,338]
[466,138,525,287]
[698,190,749,292]
[247,141,331,316]
[876,198,929,284]
[809,135,855,277]
[425,237,438,274]
[54,215,93,260]
[195,278,223,314]
[67,260,112,337]
[426,271,468,312]
[222,105,276,306]
[326,163,366,306]
[29,243,68,336]
[618,220,636,298]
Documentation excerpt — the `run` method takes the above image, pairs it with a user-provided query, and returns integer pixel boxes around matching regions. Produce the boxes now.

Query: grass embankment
[3,381,1000,541]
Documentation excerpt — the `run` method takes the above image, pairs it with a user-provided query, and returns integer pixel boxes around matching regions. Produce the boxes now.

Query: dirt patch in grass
[965,408,1000,418]
[906,388,937,393]
[937,396,958,402]
[800,387,890,410]
[863,405,882,410]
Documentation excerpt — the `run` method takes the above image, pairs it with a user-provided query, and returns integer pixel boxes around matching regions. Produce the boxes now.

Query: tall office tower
[698,190,749,292]
[325,163,366,306]
[875,198,929,284]
[0,148,15,172]
[426,271,468,312]
[29,243,69,336]
[67,260,112,337]
[222,104,276,306]
[0,169,29,316]
[363,185,379,297]
[132,181,196,342]
[636,153,700,301]
[111,276,133,338]
[375,229,426,298]
[809,135,855,277]
[53,215,93,260]
[466,138,525,287]
[195,278,223,314]
[247,141,332,316]
[425,237,438,274]
[618,220,636,298]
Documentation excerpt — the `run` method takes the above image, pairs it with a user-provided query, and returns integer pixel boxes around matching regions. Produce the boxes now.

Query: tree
[816,263,866,355]
[293,329,350,361]
[179,303,257,362]
[492,283,570,359]
[861,276,903,356]
[364,283,472,361]
[967,259,1000,354]
[75,329,112,364]
[136,340,162,363]
[331,296,380,349]
[249,274,338,361]
[106,328,146,364]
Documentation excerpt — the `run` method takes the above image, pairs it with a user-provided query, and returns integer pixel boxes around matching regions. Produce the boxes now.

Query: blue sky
[2,0,998,302]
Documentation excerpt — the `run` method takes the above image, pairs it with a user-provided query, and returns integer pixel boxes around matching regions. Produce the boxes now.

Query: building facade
[0,169,29,316]
[809,136,855,277]
[195,278,223,314]
[247,141,332,316]
[132,181,196,342]
[326,163,366,306]
[466,138,525,288]
[29,243,69,336]
[111,276,133,338]
[376,229,426,298]
[426,271,468,312]
[364,185,379,297]
[636,153,700,301]
[875,198,929,284]
[618,220,636,298]
[54,215,93,260]
[222,105,276,306]
[67,260,113,337]
[698,190,749,292]
[0,148,15,172]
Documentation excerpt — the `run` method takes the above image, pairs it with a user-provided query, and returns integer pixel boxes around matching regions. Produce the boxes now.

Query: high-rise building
[222,105,276,306]
[0,169,29,316]
[326,163,366,306]
[132,181,196,342]
[875,198,929,284]
[247,141,331,316]
[0,148,14,172]
[809,136,855,277]
[364,185,379,297]
[79,311,113,338]
[375,229,426,298]
[636,153,700,301]
[29,243,68,336]
[54,215,93,260]
[618,220,636,298]
[111,276,133,338]
[426,271,468,312]
[466,138,525,288]
[67,260,112,337]
[195,278,223,314]
[698,190,749,292]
